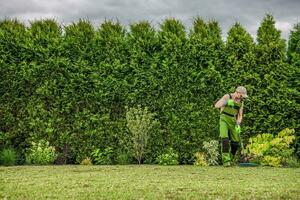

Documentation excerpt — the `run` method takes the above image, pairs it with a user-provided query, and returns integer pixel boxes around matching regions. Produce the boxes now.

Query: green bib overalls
[219,94,242,165]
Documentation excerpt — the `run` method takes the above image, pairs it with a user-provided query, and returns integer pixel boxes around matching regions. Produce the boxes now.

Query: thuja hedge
[0,15,299,164]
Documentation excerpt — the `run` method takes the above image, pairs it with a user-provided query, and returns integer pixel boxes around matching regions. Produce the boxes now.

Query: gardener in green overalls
[214,86,248,166]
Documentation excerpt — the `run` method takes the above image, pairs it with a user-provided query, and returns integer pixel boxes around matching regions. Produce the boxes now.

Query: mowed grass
[0,165,299,200]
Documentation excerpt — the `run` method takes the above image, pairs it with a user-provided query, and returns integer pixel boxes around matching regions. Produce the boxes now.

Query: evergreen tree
[0,19,27,150]
[224,23,258,139]
[63,20,94,63]
[287,23,300,159]
[182,18,223,163]
[126,21,164,163]
[287,23,300,89]
[92,21,128,120]
[27,19,62,62]
[157,18,193,163]
[225,23,256,83]
[126,21,159,107]
[254,14,297,135]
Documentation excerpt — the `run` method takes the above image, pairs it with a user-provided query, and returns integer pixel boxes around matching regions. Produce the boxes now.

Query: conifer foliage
[0,15,298,163]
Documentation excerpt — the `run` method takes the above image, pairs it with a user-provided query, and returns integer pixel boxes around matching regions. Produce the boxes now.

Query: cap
[236,86,248,98]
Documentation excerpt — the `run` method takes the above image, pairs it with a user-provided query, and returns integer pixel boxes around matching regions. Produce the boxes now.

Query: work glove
[235,124,241,134]
[226,99,235,107]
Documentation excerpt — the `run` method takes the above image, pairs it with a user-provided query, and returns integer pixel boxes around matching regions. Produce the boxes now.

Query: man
[214,86,248,166]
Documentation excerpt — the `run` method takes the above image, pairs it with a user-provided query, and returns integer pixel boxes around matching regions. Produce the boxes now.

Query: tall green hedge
[287,23,300,158]
[0,15,298,164]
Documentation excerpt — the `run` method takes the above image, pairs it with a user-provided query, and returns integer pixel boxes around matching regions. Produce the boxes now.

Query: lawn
[0,165,299,200]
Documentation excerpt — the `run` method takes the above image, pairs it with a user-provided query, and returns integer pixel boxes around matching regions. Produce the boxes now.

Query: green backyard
[1,165,299,200]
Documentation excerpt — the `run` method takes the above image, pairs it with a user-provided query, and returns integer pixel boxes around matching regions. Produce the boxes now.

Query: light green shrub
[0,148,17,166]
[194,152,208,166]
[261,156,282,167]
[203,140,220,166]
[116,151,131,165]
[156,148,179,165]
[126,105,159,164]
[80,157,93,165]
[245,128,297,167]
[91,147,114,165]
[26,140,57,165]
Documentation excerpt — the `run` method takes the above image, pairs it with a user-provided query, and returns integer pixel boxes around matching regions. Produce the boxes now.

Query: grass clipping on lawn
[0,165,299,200]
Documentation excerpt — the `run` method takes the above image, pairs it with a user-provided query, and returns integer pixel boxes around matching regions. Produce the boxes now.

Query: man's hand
[226,99,235,107]
[235,124,241,134]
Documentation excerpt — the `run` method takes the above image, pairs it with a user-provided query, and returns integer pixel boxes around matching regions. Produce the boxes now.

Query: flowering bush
[26,140,57,165]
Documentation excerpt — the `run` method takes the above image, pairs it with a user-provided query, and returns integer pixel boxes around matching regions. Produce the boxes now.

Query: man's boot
[231,141,240,165]
[222,153,231,167]
[221,138,231,166]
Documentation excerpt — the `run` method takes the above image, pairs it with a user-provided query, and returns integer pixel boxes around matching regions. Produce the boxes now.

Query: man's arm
[236,103,243,124]
[214,94,229,109]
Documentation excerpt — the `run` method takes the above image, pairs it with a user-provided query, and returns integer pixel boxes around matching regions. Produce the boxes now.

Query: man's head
[235,86,248,99]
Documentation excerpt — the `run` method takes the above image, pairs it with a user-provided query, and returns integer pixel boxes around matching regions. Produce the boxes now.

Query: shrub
[80,157,92,165]
[202,140,220,166]
[116,151,131,165]
[91,147,114,165]
[244,128,296,167]
[25,140,57,165]
[245,133,274,157]
[194,152,208,166]
[261,155,282,167]
[285,157,300,168]
[126,105,159,164]
[0,148,17,166]
[156,148,179,165]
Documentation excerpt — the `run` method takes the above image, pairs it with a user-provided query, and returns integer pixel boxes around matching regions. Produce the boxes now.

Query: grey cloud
[0,0,299,39]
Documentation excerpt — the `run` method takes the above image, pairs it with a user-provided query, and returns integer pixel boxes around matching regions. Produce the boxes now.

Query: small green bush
[80,157,93,165]
[156,148,179,165]
[194,152,208,166]
[285,157,300,168]
[91,147,114,165]
[203,140,220,166]
[261,155,282,167]
[244,128,296,167]
[25,140,57,165]
[126,105,159,165]
[0,148,17,166]
[116,151,131,165]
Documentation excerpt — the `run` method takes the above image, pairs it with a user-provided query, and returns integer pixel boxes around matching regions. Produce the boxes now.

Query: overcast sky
[1,0,299,40]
